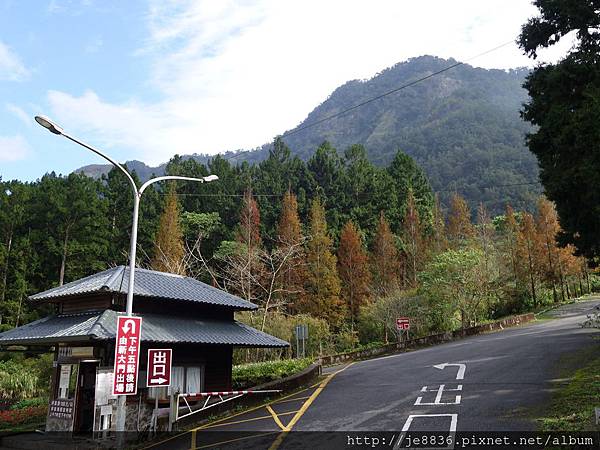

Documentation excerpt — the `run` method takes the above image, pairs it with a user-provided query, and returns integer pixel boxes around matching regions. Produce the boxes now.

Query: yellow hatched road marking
[275,395,311,404]
[266,405,288,431]
[201,409,298,429]
[268,362,354,449]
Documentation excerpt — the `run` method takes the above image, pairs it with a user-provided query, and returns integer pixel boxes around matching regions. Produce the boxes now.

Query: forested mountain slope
[78,56,540,213]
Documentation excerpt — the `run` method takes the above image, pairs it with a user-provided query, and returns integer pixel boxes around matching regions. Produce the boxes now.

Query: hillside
[78,55,541,213]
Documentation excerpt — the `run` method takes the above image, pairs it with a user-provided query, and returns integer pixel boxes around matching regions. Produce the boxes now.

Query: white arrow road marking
[122,318,137,334]
[433,362,466,380]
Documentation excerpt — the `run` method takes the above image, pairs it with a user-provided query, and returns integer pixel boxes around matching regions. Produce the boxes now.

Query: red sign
[396,317,410,330]
[112,316,142,396]
[147,349,172,387]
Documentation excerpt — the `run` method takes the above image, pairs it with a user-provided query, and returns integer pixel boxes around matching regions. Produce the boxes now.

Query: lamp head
[203,175,219,182]
[35,115,64,135]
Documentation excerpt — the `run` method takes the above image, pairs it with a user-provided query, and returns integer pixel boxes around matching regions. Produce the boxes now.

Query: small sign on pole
[396,317,410,342]
[112,316,142,396]
[396,317,410,330]
[147,349,172,387]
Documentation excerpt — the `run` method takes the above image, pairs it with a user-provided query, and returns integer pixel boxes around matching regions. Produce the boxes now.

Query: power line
[216,39,515,164]
[280,41,515,139]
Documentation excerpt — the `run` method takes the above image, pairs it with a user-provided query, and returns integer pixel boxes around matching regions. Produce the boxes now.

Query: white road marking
[434,362,466,379]
[415,384,462,405]
[402,413,458,431]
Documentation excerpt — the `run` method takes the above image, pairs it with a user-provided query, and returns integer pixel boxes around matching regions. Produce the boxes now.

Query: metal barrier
[169,389,282,428]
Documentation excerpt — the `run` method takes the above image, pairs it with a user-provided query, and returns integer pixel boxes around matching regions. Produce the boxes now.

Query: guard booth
[0,266,288,433]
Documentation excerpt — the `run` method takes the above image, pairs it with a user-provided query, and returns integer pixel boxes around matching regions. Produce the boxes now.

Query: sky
[0,0,575,182]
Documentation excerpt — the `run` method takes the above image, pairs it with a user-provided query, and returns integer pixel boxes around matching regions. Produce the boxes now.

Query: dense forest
[79,56,541,215]
[0,139,592,363]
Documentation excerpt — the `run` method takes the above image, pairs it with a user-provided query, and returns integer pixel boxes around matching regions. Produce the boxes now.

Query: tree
[447,193,474,245]
[517,212,540,306]
[337,221,371,330]
[401,189,424,287]
[535,197,561,302]
[519,0,600,263]
[302,198,344,325]
[276,190,306,313]
[476,202,495,273]
[152,187,186,275]
[420,248,495,331]
[371,212,401,297]
[387,150,434,232]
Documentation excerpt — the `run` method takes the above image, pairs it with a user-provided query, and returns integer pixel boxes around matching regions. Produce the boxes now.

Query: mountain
[77,55,540,213]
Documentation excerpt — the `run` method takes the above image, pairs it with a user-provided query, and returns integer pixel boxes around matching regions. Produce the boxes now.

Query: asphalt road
[149,298,600,449]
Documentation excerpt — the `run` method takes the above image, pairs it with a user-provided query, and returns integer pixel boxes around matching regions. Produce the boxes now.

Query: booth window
[148,365,204,400]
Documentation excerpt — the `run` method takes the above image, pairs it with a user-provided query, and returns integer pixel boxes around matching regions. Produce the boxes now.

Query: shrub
[10,397,48,410]
[232,358,313,389]
[0,405,47,430]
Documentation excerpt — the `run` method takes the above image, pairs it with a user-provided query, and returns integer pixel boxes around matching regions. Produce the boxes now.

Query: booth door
[74,362,98,432]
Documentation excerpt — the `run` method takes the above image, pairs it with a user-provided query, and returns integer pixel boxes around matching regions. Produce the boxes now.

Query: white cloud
[0,41,29,81]
[46,0,576,164]
[6,103,31,126]
[0,135,31,162]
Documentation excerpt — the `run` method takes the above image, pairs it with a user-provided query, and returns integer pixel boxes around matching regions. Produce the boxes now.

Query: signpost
[147,349,172,387]
[396,317,410,341]
[294,324,308,358]
[112,316,142,396]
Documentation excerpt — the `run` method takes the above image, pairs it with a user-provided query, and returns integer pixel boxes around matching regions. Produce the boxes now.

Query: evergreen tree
[303,198,344,325]
[387,150,434,232]
[151,187,186,275]
[519,0,600,262]
[337,221,371,330]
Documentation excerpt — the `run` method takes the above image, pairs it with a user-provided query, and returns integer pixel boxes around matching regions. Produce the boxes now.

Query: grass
[539,343,600,432]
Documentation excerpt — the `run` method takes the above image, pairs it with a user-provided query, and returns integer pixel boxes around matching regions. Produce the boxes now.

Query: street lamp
[35,114,218,431]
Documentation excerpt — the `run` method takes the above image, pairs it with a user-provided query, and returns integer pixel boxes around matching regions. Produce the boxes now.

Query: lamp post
[34,115,218,432]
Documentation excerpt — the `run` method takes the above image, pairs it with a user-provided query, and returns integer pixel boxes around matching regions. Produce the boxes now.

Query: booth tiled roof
[0,310,288,348]
[29,266,257,311]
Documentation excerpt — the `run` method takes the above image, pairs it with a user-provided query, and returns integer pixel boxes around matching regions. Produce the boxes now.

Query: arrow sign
[121,318,137,334]
[433,363,466,380]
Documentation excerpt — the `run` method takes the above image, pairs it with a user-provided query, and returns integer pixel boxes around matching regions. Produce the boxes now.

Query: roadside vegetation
[232,358,313,389]
[540,348,600,432]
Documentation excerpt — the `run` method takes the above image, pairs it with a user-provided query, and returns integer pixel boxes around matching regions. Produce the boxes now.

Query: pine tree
[337,221,371,330]
[371,212,401,296]
[401,189,424,287]
[303,198,344,325]
[152,187,186,275]
[447,193,474,245]
[276,190,306,313]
